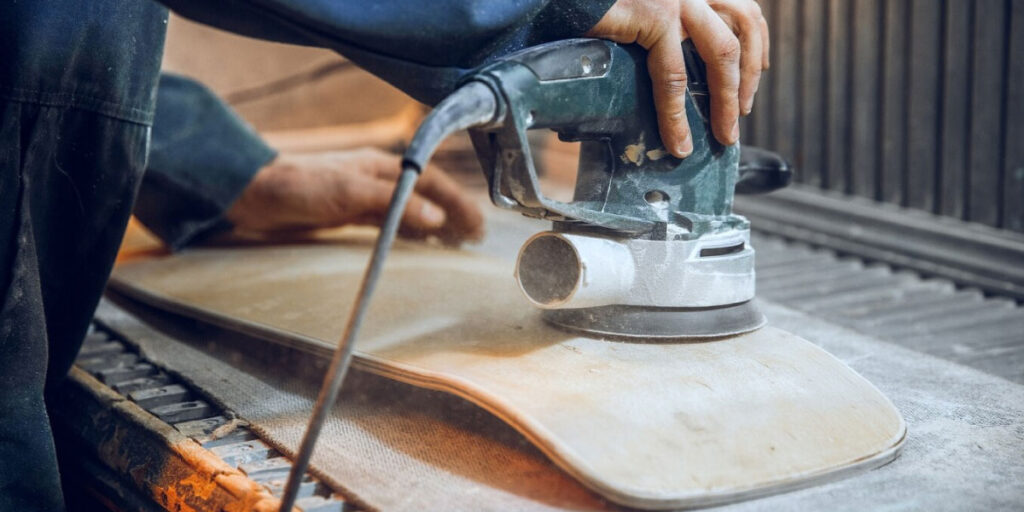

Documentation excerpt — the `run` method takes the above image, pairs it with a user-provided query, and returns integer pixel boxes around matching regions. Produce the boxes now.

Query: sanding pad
[543,301,767,340]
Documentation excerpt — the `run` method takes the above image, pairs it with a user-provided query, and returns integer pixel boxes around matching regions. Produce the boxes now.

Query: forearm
[156,0,616,104]
[134,73,276,250]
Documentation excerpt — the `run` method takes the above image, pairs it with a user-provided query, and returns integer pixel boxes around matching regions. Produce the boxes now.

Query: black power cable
[277,81,499,512]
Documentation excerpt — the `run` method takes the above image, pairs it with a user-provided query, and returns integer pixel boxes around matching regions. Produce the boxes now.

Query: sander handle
[735,145,793,195]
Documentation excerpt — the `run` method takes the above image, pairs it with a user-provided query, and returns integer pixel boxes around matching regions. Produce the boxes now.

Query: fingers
[363,148,484,243]
[415,164,485,243]
[681,0,742,145]
[228,148,483,245]
[585,0,770,150]
[709,0,766,115]
[737,26,761,115]
[349,177,450,235]
[402,191,450,235]
[647,26,694,158]
[759,10,770,69]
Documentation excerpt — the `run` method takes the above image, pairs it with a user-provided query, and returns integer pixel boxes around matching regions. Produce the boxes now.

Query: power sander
[467,38,791,339]
[280,38,791,510]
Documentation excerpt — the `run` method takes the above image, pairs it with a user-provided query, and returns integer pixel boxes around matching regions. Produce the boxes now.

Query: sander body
[464,38,774,338]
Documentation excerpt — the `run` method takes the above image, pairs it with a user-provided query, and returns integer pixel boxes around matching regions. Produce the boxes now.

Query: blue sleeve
[134,73,277,250]
[157,0,617,104]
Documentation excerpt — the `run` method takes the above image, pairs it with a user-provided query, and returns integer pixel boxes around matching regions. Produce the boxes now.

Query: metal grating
[74,325,356,512]
[754,233,1024,383]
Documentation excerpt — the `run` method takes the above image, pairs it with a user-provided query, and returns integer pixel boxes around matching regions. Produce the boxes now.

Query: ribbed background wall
[741,0,1024,233]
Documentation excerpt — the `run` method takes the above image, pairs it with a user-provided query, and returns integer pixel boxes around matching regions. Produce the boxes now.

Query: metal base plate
[543,300,767,341]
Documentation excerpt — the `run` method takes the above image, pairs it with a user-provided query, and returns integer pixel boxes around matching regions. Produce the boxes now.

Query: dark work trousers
[0,104,151,512]
[0,2,168,510]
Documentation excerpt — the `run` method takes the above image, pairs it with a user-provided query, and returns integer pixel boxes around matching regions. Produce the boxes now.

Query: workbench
[52,181,1024,511]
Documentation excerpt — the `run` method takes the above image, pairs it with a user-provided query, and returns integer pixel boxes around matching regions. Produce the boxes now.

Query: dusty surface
[100,284,1024,511]
[111,236,907,509]
[108,195,1024,510]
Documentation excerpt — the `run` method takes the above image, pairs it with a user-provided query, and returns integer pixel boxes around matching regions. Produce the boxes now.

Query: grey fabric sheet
[96,296,613,511]
[94,294,1024,511]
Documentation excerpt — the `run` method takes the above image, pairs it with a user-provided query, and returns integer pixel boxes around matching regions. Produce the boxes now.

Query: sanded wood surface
[111,237,905,509]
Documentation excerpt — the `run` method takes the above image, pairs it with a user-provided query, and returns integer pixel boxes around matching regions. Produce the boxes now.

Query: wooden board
[110,237,906,510]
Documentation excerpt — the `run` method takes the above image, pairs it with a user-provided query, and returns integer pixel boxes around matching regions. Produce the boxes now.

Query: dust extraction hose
[278,81,498,512]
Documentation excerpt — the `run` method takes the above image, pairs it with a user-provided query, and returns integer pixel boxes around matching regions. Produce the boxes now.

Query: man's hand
[226,148,484,245]
[587,0,770,157]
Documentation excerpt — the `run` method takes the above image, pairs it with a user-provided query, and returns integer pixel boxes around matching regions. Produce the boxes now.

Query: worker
[0,1,770,510]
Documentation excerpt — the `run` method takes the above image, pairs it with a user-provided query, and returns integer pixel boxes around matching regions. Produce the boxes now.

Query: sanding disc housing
[515,230,762,339]
[543,301,767,341]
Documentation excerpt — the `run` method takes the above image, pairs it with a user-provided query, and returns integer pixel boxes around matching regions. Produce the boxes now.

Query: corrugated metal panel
[742,0,1024,232]
[753,233,1024,383]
